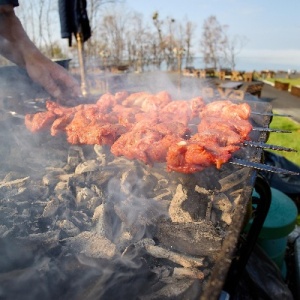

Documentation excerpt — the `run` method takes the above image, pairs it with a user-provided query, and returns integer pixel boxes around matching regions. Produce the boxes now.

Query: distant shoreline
[182,57,300,73]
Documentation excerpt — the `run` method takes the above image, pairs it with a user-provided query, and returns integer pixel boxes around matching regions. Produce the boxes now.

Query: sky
[124,0,300,70]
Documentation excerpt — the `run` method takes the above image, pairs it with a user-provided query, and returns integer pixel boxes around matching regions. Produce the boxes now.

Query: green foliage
[267,115,300,166]
[262,77,300,87]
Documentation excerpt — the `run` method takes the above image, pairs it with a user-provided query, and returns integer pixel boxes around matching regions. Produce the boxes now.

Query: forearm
[0,4,42,67]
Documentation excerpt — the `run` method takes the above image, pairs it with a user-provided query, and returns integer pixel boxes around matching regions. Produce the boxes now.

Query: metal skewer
[252,127,292,133]
[251,111,293,118]
[230,158,300,175]
[243,141,297,152]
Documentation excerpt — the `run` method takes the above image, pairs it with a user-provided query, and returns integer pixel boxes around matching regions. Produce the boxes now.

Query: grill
[0,74,298,299]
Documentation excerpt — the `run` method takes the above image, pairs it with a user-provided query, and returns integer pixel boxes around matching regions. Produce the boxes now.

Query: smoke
[0,70,209,299]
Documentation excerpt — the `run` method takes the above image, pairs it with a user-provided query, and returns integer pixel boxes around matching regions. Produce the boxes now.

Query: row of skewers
[23,91,298,175]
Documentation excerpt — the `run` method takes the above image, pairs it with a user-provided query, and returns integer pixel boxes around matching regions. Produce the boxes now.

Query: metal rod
[229,158,300,175]
[76,32,89,97]
[251,111,292,117]
[243,141,297,152]
[252,127,292,133]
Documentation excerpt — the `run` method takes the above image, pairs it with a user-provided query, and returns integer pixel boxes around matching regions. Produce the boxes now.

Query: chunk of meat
[25,111,56,132]
[200,100,251,120]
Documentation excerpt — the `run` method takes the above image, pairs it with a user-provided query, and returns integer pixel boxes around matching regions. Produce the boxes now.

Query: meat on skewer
[24,92,253,174]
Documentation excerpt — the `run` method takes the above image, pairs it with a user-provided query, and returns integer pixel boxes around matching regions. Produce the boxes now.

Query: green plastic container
[246,187,297,272]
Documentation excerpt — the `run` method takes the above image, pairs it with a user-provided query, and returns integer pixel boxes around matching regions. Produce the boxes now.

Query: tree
[223,35,248,70]
[184,20,196,67]
[199,16,228,69]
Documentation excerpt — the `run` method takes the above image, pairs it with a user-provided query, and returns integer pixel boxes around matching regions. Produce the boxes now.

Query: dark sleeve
[0,0,19,6]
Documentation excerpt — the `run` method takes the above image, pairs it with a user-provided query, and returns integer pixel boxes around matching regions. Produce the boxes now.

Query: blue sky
[125,0,300,67]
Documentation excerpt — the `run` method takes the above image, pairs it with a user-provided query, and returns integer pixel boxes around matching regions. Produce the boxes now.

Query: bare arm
[0,4,81,103]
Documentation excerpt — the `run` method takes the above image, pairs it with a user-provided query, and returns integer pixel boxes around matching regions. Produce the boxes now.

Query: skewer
[251,111,293,118]
[243,141,297,152]
[230,158,300,175]
[252,127,291,133]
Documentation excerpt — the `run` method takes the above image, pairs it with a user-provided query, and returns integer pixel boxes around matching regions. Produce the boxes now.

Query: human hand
[25,52,82,105]
[0,4,82,106]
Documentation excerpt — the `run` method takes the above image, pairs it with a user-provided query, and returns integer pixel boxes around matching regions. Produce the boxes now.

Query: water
[185,57,300,73]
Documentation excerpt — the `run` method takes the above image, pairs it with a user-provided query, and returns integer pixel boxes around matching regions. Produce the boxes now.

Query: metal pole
[76,32,89,97]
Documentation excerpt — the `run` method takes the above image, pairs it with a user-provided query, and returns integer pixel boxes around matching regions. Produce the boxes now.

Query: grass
[262,77,300,87]
[267,115,300,166]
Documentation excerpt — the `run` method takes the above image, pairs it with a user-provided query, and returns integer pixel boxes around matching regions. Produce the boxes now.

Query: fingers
[49,64,82,102]
[26,56,83,105]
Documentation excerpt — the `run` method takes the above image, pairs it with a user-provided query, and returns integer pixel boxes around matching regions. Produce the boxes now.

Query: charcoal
[156,221,222,258]
[212,193,233,225]
[42,169,66,187]
[75,186,97,207]
[56,219,80,237]
[85,169,116,186]
[173,267,204,279]
[42,197,60,218]
[169,184,194,223]
[0,225,9,237]
[74,160,100,174]
[93,204,112,238]
[0,175,30,190]
[1,186,27,201]
[67,146,85,168]
[63,231,117,259]
[169,184,208,222]
[140,277,201,300]
[54,181,68,192]
[71,211,92,230]
[144,243,204,269]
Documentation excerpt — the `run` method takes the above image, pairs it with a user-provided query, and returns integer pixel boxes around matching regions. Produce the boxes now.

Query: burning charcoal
[173,267,204,280]
[156,221,222,258]
[1,186,27,201]
[71,211,92,230]
[220,212,232,225]
[27,184,49,201]
[0,225,9,238]
[144,243,204,268]
[75,186,97,207]
[42,169,66,187]
[120,169,141,195]
[212,193,233,225]
[212,194,232,213]
[42,197,60,218]
[75,160,100,175]
[93,204,116,240]
[0,206,18,224]
[0,175,30,190]
[140,277,201,300]
[54,181,69,192]
[219,168,249,193]
[85,169,116,186]
[93,145,109,166]
[64,173,87,189]
[153,188,172,202]
[63,231,117,259]
[168,184,193,223]
[67,146,85,169]
[56,219,80,237]
[18,230,61,252]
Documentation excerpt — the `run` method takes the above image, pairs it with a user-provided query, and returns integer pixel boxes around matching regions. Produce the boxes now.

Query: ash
[0,118,254,300]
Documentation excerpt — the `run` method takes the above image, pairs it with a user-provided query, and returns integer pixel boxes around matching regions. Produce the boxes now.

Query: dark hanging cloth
[0,0,19,6]
[58,0,91,47]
